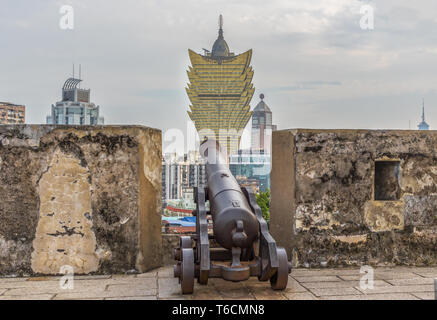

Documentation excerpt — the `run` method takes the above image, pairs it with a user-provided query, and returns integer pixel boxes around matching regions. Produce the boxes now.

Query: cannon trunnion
[173,140,291,294]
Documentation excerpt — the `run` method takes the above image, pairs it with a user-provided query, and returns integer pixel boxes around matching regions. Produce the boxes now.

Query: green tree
[256,189,270,224]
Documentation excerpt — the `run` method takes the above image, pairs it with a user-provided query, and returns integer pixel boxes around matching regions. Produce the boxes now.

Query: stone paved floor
[0,266,435,300]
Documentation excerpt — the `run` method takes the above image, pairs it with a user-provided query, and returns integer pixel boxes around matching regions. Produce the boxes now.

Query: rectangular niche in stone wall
[374,161,401,201]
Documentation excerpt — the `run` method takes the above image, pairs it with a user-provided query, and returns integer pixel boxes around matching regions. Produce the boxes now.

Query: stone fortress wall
[3,125,437,274]
[0,125,162,275]
[271,129,437,267]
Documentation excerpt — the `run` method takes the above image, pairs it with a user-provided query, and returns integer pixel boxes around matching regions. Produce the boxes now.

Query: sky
[1,0,437,153]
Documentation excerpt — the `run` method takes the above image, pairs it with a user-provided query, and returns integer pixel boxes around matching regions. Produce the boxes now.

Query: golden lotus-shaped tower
[186,15,255,155]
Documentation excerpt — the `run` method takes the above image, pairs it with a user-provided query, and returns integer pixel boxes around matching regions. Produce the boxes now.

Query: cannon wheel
[270,247,288,290]
[180,248,195,294]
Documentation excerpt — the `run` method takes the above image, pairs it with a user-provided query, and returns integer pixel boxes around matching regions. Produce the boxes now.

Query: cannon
[173,139,291,294]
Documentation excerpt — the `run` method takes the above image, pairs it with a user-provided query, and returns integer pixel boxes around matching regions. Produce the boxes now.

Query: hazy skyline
[1,0,437,152]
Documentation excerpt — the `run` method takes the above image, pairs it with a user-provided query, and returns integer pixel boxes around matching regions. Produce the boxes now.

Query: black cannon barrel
[199,139,259,250]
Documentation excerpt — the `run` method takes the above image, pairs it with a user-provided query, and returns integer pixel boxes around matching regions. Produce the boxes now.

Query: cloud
[0,0,436,151]
[269,81,342,92]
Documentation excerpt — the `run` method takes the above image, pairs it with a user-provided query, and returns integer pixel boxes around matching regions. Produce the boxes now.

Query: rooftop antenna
[422,98,426,122]
[79,64,81,88]
[218,14,224,38]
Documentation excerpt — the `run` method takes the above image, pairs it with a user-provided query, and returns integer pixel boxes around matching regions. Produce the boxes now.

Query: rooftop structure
[186,15,254,155]
[0,102,25,124]
[251,93,276,153]
[47,73,104,125]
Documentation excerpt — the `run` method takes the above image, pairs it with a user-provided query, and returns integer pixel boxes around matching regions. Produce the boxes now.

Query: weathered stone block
[0,125,162,275]
[404,195,437,226]
[364,201,404,232]
[271,129,437,267]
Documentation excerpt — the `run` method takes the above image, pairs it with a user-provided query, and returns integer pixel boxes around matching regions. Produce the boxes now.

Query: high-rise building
[0,102,25,124]
[186,15,254,155]
[229,149,271,192]
[161,152,207,207]
[417,99,429,130]
[47,77,104,125]
[251,94,276,153]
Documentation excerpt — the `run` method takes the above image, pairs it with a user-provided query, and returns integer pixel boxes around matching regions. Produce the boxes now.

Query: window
[374,161,401,200]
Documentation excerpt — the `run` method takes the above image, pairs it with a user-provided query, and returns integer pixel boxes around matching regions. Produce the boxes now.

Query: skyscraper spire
[418,98,429,130]
[422,98,425,122]
[211,14,230,57]
[218,14,223,38]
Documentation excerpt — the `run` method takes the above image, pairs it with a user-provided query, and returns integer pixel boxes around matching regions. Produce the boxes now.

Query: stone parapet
[0,125,162,275]
[271,129,437,267]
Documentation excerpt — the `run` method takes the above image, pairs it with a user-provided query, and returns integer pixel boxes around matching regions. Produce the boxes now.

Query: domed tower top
[211,15,230,57]
[253,93,271,113]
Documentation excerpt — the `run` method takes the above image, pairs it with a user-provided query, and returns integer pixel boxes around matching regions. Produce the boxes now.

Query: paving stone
[375,272,423,280]
[0,279,78,289]
[26,276,62,281]
[53,288,156,300]
[73,275,112,280]
[158,296,192,300]
[137,272,158,278]
[105,296,157,300]
[4,284,108,296]
[411,272,437,278]
[337,275,363,281]
[0,277,28,283]
[157,267,174,278]
[285,277,309,293]
[302,280,391,289]
[107,277,157,288]
[403,267,437,274]
[293,276,341,283]
[284,292,318,300]
[290,269,361,277]
[106,284,157,296]
[411,292,436,300]
[216,287,254,299]
[158,278,182,298]
[386,278,435,286]
[0,294,54,300]
[191,288,223,300]
[339,272,422,281]
[68,298,105,300]
[111,274,137,280]
[321,293,419,300]
[0,266,434,300]
[248,287,287,300]
[309,287,362,297]
[355,284,435,294]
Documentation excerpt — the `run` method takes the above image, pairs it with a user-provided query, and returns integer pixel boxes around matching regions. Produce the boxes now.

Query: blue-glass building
[47,77,104,125]
[229,149,271,192]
